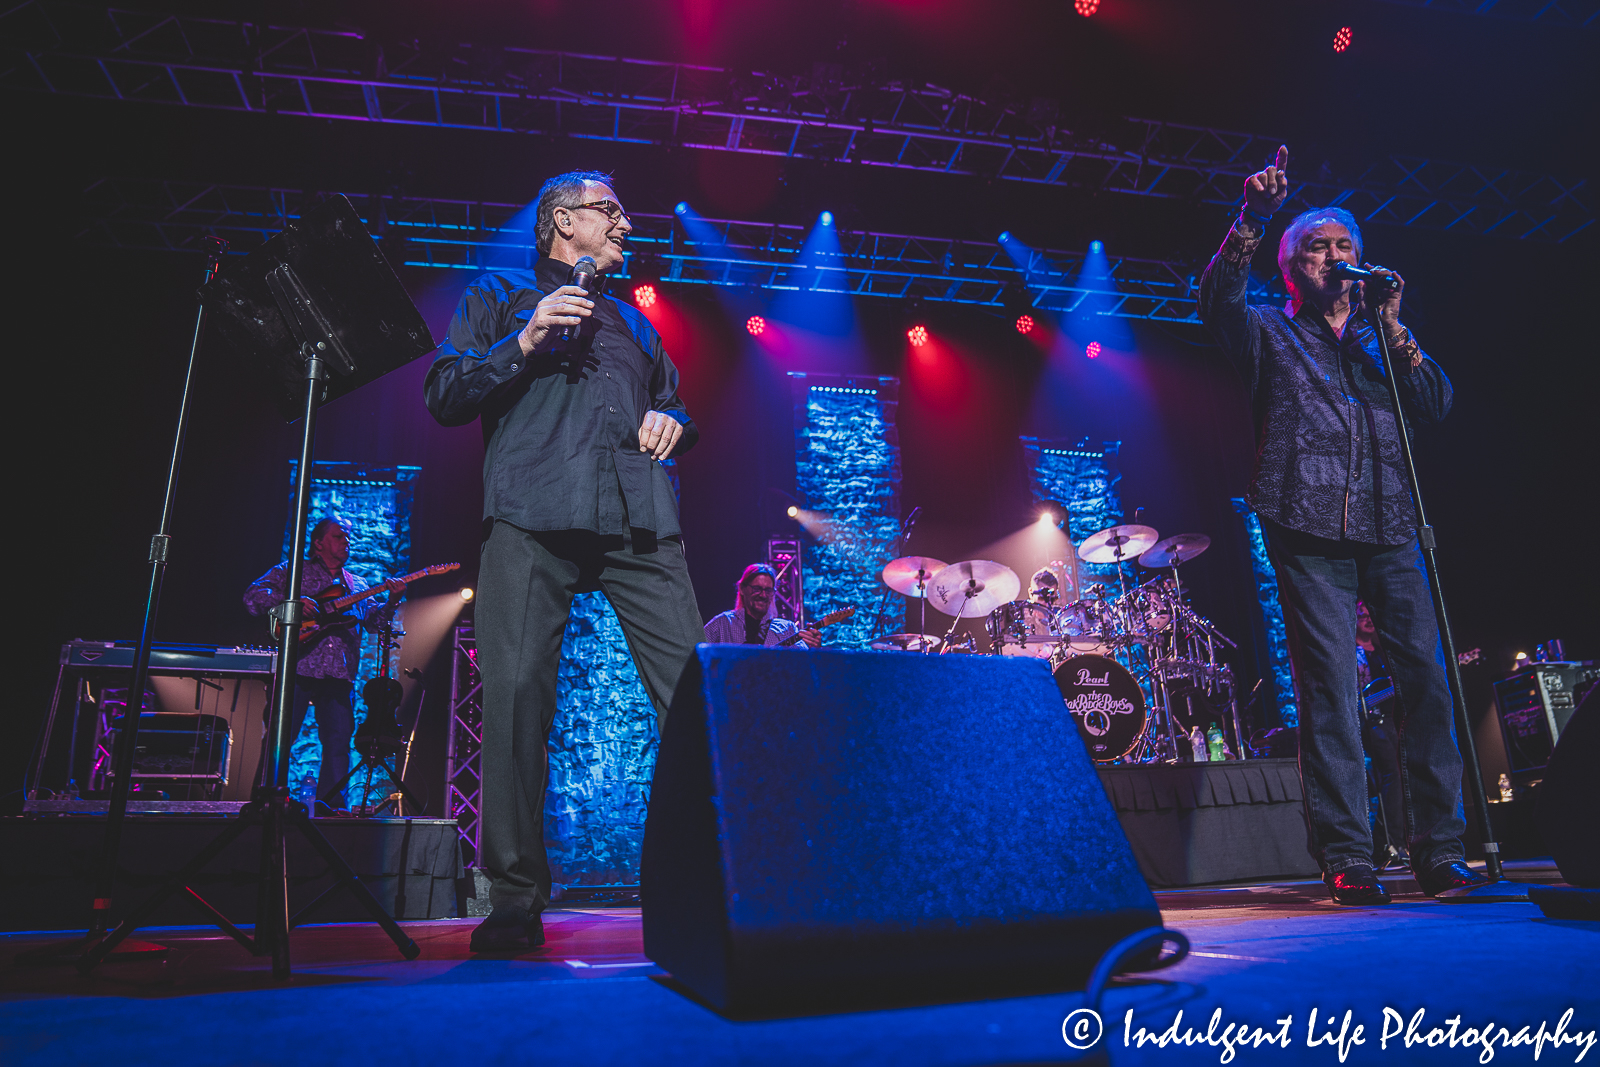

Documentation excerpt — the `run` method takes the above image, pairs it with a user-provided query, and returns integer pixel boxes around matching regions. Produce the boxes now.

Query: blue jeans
[1263,520,1466,875]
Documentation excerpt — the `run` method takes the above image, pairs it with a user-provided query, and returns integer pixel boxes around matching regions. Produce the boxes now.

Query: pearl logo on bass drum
[1054,654,1148,761]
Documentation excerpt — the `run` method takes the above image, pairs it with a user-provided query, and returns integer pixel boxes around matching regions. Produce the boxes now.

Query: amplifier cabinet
[1493,662,1598,776]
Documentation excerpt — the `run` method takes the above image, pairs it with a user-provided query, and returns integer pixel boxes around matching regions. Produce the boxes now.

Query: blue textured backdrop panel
[1231,498,1298,728]
[282,462,418,808]
[792,375,903,647]
[1020,438,1124,584]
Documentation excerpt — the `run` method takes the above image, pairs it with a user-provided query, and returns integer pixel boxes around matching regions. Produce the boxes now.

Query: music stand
[80,195,436,976]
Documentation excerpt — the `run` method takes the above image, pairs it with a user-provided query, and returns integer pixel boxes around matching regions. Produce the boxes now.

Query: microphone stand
[1363,284,1532,903]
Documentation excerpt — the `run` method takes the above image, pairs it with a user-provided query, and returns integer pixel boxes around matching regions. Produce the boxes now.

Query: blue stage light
[1089,239,1104,254]
[674,201,689,215]
[820,210,834,226]
[998,231,1012,243]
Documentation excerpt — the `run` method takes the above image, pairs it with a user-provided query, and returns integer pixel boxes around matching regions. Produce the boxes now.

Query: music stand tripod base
[15,936,169,966]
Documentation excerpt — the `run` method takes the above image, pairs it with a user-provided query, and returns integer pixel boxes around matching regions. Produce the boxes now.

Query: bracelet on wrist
[1240,205,1275,226]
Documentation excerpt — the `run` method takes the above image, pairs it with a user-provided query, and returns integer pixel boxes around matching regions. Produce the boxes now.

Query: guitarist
[702,564,820,648]
[243,517,403,809]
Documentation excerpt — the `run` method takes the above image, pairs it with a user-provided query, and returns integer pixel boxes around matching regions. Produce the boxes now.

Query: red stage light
[633,284,657,308]
[1075,0,1099,15]
[1015,314,1035,335]
[746,315,766,337]
[1086,341,1102,360]
[1333,26,1352,52]
[907,325,929,347]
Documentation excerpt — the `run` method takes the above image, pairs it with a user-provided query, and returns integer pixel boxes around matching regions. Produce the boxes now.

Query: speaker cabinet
[642,647,1160,1016]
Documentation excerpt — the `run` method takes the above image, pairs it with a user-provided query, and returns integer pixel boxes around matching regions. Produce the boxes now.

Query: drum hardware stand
[1362,284,1532,903]
[321,627,424,816]
[76,196,435,974]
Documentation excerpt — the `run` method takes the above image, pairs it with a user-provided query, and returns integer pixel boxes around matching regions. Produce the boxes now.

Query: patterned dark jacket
[1198,222,1452,545]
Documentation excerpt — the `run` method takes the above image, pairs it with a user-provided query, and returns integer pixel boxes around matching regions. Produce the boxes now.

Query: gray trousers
[475,521,703,913]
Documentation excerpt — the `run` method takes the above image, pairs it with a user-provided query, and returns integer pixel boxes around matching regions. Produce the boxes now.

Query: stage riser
[0,818,462,932]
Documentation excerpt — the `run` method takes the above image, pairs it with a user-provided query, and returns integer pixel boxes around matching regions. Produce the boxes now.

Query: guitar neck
[322,566,430,613]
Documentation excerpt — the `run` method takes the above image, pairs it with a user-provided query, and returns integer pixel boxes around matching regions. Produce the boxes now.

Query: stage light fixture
[1075,0,1099,15]
[1086,341,1102,359]
[998,231,1012,243]
[1015,314,1035,335]
[674,201,690,215]
[820,210,835,226]
[746,315,766,336]
[1088,239,1105,254]
[787,505,800,519]
[1334,26,1352,52]
[633,284,657,308]
[907,325,929,347]
[460,587,475,602]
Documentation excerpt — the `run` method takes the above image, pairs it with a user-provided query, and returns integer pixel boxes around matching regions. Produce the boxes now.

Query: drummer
[1029,567,1062,606]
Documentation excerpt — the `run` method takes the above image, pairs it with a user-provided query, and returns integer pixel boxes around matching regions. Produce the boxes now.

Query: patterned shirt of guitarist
[242,519,399,680]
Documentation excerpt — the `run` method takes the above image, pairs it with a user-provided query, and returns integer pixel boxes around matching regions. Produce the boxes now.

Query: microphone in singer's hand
[1330,262,1397,292]
[559,256,599,344]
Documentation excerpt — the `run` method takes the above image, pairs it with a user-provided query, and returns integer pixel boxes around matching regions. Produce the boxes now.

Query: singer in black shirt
[1198,146,1483,906]
[425,171,704,951]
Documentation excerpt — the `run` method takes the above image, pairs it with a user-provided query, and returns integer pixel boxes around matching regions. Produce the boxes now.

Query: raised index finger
[1275,144,1288,171]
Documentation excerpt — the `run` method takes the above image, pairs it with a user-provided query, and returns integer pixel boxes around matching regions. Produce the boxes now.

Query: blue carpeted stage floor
[3,863,1594,1066]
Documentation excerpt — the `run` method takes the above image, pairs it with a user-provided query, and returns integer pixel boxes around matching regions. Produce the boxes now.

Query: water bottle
[1206,723,1225,762]
[1189,725,1209,762]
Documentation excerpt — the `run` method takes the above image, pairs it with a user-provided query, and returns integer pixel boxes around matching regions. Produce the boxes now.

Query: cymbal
[869,633,943,653]
[881,555,949,597]
[1139,532,1212,569]
[927,560,1021,618]
[1078,524,1159,564]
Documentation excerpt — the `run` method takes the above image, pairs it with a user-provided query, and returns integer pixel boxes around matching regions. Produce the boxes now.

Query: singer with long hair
[425,170,703,951]
[1197,146,1485,906]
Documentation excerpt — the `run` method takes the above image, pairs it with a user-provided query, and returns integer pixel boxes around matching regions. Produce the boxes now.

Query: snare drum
[1057,597,1115,655]
[1053,654,1148,763]
[986,601,1060,658]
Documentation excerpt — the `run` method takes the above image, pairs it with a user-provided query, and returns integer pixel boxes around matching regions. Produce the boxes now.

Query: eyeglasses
[572,200,632,226]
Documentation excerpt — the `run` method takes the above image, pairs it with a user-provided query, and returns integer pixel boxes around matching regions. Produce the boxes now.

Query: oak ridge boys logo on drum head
[1054,654,1148,761]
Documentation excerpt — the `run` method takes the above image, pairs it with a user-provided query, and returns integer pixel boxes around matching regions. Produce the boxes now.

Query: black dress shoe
[1325,867,1392,906]
[469,904,547,953]
[1417,861,1489,897]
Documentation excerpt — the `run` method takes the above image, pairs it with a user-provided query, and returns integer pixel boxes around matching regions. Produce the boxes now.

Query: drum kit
[870,522,1245,765]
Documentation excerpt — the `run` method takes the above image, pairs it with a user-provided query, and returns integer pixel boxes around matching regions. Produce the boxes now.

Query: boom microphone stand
[79,196,437,973]
[1362,278,1535,903]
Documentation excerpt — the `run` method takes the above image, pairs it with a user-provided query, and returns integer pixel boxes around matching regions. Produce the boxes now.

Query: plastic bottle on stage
[1206,723,1225,762]
[1189,725,1210,762]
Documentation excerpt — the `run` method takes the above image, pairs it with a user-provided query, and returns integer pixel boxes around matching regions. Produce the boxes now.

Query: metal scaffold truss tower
[445,625,482,868]
[3,2,1590,241]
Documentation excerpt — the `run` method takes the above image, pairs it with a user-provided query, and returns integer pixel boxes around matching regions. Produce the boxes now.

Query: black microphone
[558,255,599,344]
[902,506,922,537]
[1330,262,1395,287]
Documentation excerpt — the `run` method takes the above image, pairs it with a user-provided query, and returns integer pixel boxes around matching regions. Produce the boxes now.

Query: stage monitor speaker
[642,646,1161,1017]
[1538,684,1599,889]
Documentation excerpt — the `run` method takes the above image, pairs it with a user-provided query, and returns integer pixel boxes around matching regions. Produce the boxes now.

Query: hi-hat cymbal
[1078,524,1159,564]
[1139,533,1212,569]
[927,560,1020,618]
[869,633,944,653]
[881,556,949,597]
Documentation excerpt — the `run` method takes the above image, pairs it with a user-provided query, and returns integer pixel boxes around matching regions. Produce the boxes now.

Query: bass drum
[1053,654,1148,763]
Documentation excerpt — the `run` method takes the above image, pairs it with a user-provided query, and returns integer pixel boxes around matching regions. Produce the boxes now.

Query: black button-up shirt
[1198,222,1453,545]
[424,258,697,536]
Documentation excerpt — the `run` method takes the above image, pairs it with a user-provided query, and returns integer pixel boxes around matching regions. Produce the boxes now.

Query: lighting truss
[1369,0,1598,28]
[80,177,1292,321]
[445,625,482,868]
[5,3,1589,241]
[766,538,804,626]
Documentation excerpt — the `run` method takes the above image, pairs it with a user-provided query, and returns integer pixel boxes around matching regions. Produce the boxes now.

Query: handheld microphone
[1330,262,1397,290]
[558,256,599,344]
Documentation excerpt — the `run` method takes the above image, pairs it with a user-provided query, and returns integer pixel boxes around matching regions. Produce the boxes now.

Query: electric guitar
[1361,647,1481,719]
[774,606,856,647]
[271,562,461,641]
